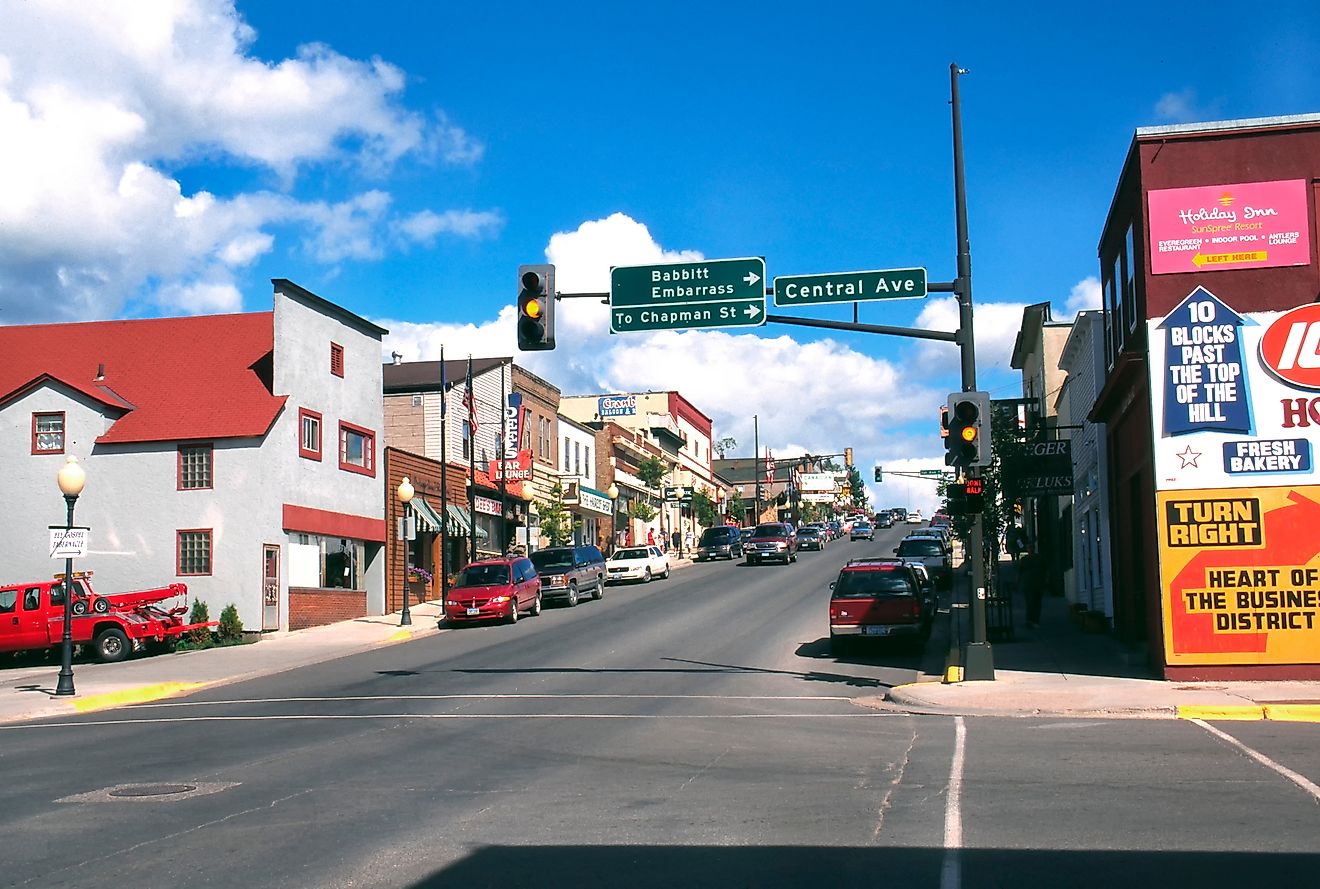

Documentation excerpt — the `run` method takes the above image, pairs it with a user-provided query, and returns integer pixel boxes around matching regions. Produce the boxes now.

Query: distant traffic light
[873,466,883,483]
[945,391,991,469]
[845,447,853,467]
[517,264,556,351]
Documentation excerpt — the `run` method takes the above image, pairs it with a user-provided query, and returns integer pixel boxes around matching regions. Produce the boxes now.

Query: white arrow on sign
[743,271,761,287]
[745,303,762,318]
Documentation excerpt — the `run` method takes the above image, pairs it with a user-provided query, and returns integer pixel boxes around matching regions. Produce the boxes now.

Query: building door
[262,544,281,631]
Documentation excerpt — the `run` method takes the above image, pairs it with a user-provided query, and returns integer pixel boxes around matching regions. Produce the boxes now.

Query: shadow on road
[794,637,925,670]
[404,843,1319,888]
[444,657,891,689]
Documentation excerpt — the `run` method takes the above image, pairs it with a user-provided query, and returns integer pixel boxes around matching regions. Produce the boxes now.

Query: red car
[828,559,933,653]
[444,557,541,625]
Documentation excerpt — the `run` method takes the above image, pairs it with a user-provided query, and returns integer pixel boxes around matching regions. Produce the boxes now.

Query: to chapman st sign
[610,257,766,333]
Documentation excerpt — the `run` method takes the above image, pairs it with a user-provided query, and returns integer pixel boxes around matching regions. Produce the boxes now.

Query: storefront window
[291,533,364,589]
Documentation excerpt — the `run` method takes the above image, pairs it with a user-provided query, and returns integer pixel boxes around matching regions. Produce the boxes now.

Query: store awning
[446,503,488,540]
[411,496,445,534]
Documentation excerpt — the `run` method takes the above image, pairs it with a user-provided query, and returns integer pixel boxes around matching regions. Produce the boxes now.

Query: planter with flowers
[406,566,433,601]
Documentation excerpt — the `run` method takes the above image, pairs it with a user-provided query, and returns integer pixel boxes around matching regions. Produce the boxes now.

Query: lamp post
[54,455,86,697]
[606,483,619,555]
[396,476,414,627]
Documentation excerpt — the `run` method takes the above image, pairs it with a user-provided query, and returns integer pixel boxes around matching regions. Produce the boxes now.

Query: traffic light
[947,482,967,515]
[517,264,556,351]
[873,466,883,483]
[945,391,991,468]
[845,447,853,467]
[964,477,984,513]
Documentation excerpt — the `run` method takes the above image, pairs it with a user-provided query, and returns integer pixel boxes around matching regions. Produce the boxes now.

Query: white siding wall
[560,421,596,488]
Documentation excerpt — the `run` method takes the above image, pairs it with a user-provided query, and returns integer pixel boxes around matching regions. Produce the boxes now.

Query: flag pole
[439,346,449,603]
[467,355,477,564]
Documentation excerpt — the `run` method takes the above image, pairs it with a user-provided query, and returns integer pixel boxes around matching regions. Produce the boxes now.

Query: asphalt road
[3,525,1318,888]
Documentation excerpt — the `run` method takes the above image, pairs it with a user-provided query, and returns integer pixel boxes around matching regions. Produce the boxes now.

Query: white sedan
[606,545,671,584]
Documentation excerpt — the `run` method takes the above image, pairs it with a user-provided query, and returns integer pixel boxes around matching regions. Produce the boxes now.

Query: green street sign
[664,485,695,502]
[610,257,766,333]
[772,267,927,307]
[920,469,946,477]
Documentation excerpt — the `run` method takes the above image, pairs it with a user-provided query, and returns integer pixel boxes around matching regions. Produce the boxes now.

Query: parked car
[606,545,670,583]
[895,534,951,587]
[445,557,541,625]
[745,523,798,565]
[696,525,744,561]
[850,522,875,541]
[829,559,933,653]
[797,526,825,551]
[529,544,606,606]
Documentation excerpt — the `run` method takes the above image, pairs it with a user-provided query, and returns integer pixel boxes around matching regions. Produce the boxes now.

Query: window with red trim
[338,421,376,477]
[178,444,214,490]
[298,408,323,460]
[330,342,345,378]
[177,529,213,576]
[32,412,65,454]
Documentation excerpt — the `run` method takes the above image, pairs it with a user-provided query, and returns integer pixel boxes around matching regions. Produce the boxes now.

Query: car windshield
[456,564,510,587]
[530,551,574,571]
[898,540,943,556]
[799,528,820,537]
[613,548,649,560]
[833,569,913,598]
[854,524,871,530]
[699,529,728,544]
[751,525,787,538]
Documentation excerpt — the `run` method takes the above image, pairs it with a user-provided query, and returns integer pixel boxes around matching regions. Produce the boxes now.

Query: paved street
[4,526,1318,888]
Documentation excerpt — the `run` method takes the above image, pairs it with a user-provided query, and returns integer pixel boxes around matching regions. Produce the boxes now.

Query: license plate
[864,625,890,636]
[466,607,480,616]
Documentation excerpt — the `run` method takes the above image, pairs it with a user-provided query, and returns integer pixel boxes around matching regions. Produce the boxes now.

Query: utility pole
[951,62,994,680]
[753,414,761,523]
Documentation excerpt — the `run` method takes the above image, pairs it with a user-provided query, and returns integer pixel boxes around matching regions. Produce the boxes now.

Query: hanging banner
[504,393,524,459]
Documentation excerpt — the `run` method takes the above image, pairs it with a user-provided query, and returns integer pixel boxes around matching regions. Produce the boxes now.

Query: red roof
[0,313,287,444]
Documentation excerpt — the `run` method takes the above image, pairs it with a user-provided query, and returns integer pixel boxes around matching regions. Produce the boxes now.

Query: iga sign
[1148,179,1310,275]
[1258,303,1320,391]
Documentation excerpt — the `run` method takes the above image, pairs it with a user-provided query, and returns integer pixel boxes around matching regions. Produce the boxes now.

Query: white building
[0,279,387,632]
[1058,311,1114,621]
[559,414,609,546]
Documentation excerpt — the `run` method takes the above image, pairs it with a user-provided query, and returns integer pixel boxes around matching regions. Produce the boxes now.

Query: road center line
[941,716,966,889]
[1192,718,1320,802]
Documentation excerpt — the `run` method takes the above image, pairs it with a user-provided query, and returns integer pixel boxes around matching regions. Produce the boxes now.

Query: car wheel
[592,581,604,601]
[566,584,579,607]
[790,553,797,562]
[72,600,88,617]
[507,600,519,624]
[531,593,542,617]
[94,627,130,664]
[662,566,670,579]
[643,567,652,583]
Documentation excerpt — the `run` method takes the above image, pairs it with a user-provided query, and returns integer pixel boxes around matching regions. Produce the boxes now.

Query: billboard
[1149,286,1320,665]
[797,473,838,493]
[1147,179,1310,275]
[598,394,637,417]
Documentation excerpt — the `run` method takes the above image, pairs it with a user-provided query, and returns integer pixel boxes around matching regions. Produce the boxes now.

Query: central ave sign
[772,267,927,307]
[610,257,766,333]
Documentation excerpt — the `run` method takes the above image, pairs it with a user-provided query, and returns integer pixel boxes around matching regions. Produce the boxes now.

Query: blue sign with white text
[1222,438,1312,475]
[1157,286,1254,437]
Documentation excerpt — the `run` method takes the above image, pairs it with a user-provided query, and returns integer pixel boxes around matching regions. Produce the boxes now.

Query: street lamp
[396,476,414,627]
[606,483,619,553]
[55,455,86,697]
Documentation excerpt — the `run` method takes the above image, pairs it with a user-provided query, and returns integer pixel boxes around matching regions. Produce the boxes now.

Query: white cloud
[913,297,1028,375]
[0,0,491,323]
[1154,89,1200,123]
[1063,276,1102,317]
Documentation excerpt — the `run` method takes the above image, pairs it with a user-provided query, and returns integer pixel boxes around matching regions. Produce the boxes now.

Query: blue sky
[3,0,1319,512]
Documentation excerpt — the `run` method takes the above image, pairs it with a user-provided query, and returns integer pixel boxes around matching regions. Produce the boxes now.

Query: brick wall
[288,586,367,630]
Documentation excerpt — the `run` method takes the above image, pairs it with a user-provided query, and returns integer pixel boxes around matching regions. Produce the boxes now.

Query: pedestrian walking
[685,529,695,552]
[1006,524,1026,562]
[1017,542,1047,628]
[647,528,655,547]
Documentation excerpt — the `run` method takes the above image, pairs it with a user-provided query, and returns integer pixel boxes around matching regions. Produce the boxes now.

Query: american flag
[765,449,775,485]
[463,357,478,435]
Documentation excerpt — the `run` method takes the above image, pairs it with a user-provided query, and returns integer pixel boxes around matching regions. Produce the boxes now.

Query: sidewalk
[878,559,1320,721]
[1,557,697,725]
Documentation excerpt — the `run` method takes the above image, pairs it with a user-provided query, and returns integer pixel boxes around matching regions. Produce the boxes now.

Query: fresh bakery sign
[1147,179,1310,275]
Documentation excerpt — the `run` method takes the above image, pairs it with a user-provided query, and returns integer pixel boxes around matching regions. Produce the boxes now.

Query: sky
[4,0,1320,514]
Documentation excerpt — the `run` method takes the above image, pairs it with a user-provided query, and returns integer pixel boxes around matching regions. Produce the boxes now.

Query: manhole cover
[108,784,197,798]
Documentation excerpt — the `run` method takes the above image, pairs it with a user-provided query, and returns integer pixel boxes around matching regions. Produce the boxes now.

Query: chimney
[390,351,403,365]
[94,363,105,381]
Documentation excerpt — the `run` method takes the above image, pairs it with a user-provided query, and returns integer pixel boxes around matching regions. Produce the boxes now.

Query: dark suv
[696,525,743,561]
[745,523,798,565]
[530,544,606,606]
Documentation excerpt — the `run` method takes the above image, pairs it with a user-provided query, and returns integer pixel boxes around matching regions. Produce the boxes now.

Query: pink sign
[1147,179,1310,275]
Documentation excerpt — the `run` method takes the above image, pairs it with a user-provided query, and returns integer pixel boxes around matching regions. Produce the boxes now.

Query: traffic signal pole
[951,63,994,681]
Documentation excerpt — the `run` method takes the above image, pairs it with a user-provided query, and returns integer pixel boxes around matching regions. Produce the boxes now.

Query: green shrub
[217,603,243,644]
[188,599,213,648]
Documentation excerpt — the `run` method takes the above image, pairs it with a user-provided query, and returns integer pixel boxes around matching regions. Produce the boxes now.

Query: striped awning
[446,503,488,540]
[410,496,445,534]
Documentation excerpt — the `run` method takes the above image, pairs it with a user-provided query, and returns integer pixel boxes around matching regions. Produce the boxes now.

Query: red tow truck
[0,571,217,663]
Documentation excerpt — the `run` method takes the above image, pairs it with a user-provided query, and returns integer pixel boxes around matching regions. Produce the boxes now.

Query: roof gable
[0,313,286,444]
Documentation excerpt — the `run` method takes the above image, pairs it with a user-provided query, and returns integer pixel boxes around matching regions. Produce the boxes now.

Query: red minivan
[828,559,932,653]
[444,557,541,625]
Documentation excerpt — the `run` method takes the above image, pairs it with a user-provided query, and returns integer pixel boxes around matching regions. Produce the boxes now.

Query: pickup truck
[0,572,215,663]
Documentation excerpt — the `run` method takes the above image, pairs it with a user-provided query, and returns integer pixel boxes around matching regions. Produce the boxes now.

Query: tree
[537,481,574,546]
[845,465,868,511]
[693,490,718,527]
[636,455,668,489]
[726,489,745,523]
[627,499,657,523]
[713,436,737,458]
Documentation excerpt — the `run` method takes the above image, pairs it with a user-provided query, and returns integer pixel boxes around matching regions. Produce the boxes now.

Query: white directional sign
[49,526,90,559]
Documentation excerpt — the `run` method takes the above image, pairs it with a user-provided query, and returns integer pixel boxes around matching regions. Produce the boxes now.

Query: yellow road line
[1177,705,1264,721]
[1262,704,1320,723]
[72,682,209,713]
